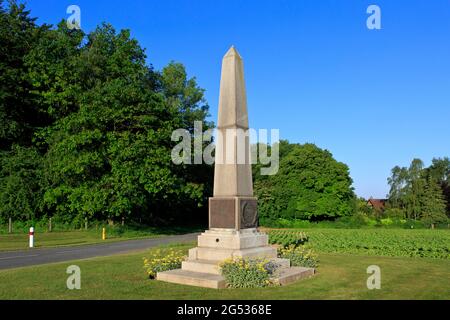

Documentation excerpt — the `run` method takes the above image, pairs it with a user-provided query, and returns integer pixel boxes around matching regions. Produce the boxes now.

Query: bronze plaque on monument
[209,197,258,229]
[209,198,236,228]
[240,199,258,229]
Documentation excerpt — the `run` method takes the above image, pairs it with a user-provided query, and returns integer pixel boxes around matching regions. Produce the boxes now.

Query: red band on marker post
[29,227,34,248]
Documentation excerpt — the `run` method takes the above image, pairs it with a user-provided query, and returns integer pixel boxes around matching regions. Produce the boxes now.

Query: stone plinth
[188,228,277,261]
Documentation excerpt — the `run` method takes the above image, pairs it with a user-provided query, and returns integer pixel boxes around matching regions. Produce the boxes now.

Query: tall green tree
[254,141,355,221]
[426,157,450,216]
[420,177,448,227]
[387,165,408,209]
[0,146,43,222]
[406,159,426,220]
[0,1,49,222]
[40,24,212,225]
[0,0,50,150]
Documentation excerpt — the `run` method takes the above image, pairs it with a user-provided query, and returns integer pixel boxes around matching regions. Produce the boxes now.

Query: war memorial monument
[157,47,315,289]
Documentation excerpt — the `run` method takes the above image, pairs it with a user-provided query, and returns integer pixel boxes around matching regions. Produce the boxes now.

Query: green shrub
[260,218,313,229]
[278,245,319,268]
[0,218,80,234]
[366,218,377,227]
[292,220,313,228]
[333,213,369,228]
[143,248,186,279]
[270,218,296,228]
[220,258,277,288]
[259,217,276,227]
[380,218,394,226]
[261,216,449,230]
[384,208,405,219]
[403,219,426,229]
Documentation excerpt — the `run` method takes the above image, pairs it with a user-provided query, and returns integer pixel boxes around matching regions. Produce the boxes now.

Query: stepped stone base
[157,269,227,289]
[273,267,315,285]
[181,257,290,275]
[156,228,315,289]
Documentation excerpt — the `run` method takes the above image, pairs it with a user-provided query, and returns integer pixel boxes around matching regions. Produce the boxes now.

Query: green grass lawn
[0,226,201,251]
[0,243,448,300]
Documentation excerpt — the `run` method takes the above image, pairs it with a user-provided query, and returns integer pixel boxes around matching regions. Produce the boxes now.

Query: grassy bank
[0,226,202,251]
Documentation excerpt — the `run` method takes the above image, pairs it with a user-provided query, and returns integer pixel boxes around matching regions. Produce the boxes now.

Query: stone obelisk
[156,47,314,289]
[209,46,258,229]
[192,46,274,258]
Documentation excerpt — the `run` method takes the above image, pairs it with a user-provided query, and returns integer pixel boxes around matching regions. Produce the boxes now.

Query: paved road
[0,233,198,270]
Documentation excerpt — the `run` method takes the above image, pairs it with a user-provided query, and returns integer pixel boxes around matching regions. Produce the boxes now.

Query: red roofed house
[367,198,387,212]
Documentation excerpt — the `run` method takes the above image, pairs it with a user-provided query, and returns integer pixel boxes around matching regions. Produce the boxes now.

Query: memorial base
[157,228,315,289]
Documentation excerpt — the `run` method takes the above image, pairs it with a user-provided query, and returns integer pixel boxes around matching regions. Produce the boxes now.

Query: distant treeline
[385,158,450,226]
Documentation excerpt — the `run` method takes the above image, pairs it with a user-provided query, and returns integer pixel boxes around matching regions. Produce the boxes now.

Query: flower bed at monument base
[278,245,319,268]
[143,248,186,279]
[144,230,318,288]
[219,258,277,288]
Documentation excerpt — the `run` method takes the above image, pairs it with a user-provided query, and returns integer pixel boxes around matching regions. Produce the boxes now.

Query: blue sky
[25,0,450,198]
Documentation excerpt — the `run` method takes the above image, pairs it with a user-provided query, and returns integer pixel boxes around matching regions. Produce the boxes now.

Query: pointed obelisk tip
[224,45,241,59]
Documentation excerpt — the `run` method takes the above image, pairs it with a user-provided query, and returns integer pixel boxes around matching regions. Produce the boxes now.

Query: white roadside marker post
[29,227,34,248]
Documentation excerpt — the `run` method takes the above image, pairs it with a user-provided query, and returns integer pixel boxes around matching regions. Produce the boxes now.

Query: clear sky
[25,0,450,199]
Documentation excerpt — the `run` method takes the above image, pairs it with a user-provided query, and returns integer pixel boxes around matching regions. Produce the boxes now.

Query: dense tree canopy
[0,1,212,225]
[387,157,449,225]
[253,141,356,222]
